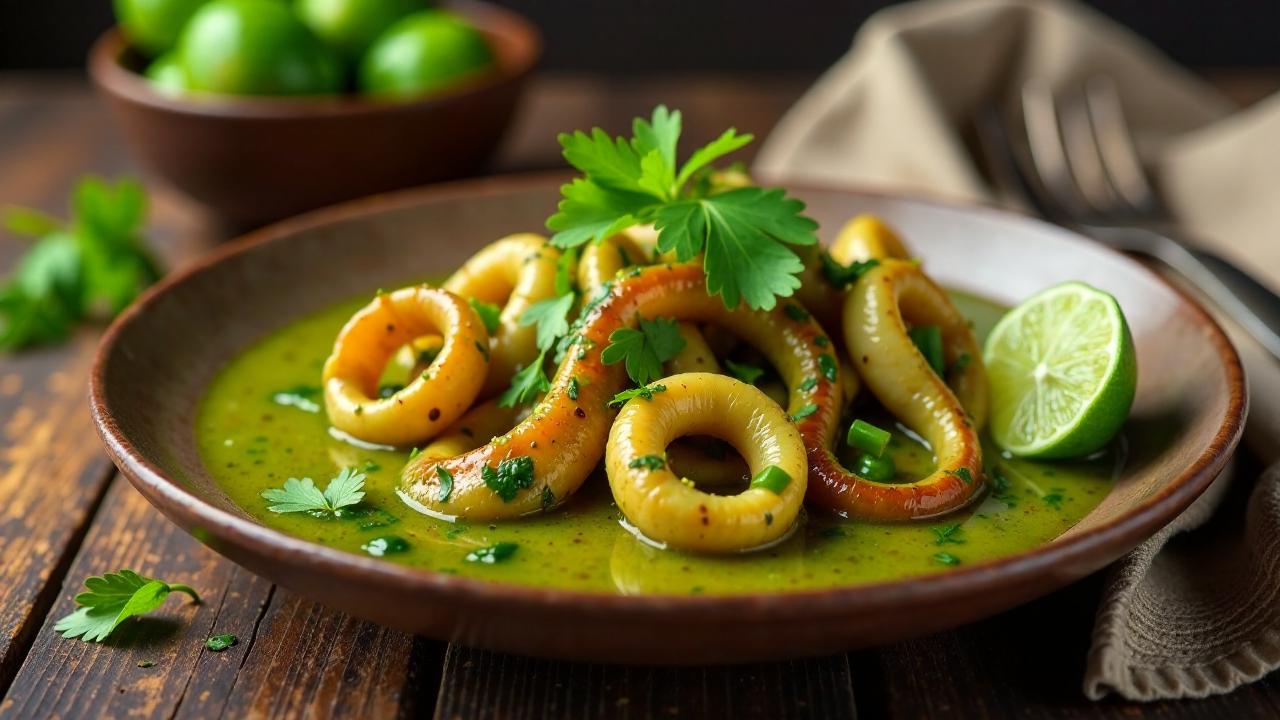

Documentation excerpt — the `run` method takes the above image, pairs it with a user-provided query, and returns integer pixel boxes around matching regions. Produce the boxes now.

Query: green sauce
[196,292,1119,595]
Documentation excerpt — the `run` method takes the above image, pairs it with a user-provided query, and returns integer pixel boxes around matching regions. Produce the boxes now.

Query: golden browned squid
[578,234,721,375]
[398,263,839,522]
[606,373,807,552]
[443,233,561,398]
[323,286,490,447]
[802,215,990,520]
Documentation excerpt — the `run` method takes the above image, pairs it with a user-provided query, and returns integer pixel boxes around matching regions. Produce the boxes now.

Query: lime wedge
[984,282,1136,459]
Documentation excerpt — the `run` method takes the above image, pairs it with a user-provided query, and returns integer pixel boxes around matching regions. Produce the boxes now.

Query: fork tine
[1020,78,1091,221]
[1059,89,1123,215]
[1084,76,1161,214]
[971,103,1041,212]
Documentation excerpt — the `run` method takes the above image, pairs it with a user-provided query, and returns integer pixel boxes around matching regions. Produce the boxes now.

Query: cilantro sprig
[546,106,818,310]
[261,467,366,515]
[1,176,160,351]
[600,316,685,385]
[55,570,200,643]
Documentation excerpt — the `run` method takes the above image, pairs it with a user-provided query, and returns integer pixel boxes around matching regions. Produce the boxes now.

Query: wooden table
[1,71,1279,720]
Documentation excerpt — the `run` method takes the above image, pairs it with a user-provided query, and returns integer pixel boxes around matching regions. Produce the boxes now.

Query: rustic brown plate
[90,174,1245,664]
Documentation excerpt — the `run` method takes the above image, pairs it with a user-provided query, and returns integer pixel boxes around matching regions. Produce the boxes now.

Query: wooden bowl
[89,175,1245,664]
[87,1,540,230]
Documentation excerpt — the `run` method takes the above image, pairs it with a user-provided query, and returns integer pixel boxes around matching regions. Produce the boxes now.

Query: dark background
[2,0,1278,72]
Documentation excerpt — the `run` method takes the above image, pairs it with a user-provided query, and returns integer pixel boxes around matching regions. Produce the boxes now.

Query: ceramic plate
[90,174,1245,663]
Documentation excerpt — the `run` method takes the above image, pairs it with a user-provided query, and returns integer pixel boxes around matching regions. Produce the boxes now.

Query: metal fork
[975,76,1280,362]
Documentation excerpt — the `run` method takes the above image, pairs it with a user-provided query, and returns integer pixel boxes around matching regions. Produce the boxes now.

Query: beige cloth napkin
[755,0,1280,701]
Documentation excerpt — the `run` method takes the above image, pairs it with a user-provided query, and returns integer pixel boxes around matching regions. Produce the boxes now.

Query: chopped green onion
[855,452,896,482]
[908,325,944,375]
[750,465,791,494]
[847,419,890,458]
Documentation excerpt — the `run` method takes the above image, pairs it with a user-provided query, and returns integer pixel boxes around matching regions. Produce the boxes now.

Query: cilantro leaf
[652,188,817,310]
[206,633,237,651]
[600,316,685,385]
[519,293,575,352]
[0,176,159,352]
[468,298,502,334]
[546,179,653,249]
[608,382,667,408]
[498,352,551,408]
[261,468,366,515]
[821,253,878,288]
[481,456,535,502]
[628,454,666,471]
[546,109,819,311]
[55,570,200,643]
[632,105,681,192]
[466,542,519,564]
[272,385,322,413]
[675,128,753,189]
[724,359,764,385]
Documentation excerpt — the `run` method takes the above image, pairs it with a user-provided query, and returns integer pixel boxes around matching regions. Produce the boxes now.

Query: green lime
[294,0,421,61]
[114,0,209,56]
[144,53,189,95]
[359,10,493,98]
[178,0,344,96]
[984,281,1137,459]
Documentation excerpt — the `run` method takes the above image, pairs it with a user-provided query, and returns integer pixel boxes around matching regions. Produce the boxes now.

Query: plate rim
[89,171,1248,620]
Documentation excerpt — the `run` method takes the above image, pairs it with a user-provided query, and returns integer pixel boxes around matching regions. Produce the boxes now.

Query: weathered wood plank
[0,477,439,719]
[849,572,1280,719]
[433,648,856,720]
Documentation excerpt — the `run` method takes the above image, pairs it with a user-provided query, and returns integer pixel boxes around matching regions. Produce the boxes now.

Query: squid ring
[606,372,807,553]
[806,258,988,520]
[323,286,490,447]
[443,233,561,398]
[399,263,839,521]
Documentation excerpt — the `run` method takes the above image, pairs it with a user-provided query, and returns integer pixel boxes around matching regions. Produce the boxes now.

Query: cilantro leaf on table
[54,570,200,643]
[498,351,551,408]
[600,316,685,385]
[0,176,160,351]
[545,106,819,310]
[261,467,366,515]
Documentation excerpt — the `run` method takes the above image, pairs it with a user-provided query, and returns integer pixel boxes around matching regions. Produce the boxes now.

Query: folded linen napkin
[755,0,1280,701]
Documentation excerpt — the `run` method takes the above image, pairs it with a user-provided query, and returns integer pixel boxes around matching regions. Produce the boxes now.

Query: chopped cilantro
[271,385,322,413]
[468,297,502,334]
[818,354,838,382]
[205,633,237,652]
[481,456,536,502]
[519,292,575,352]
[466,542,519,564]
[724,358,764,385]
[498,351,551,408]
[783,303,809,321]
[608,382,667,408]
[820,252,878,288]
[436,466,454,503]
[567,376,580,400]
[932,552,961,566]
[929,524,965,546]
[790,403,818,421]
[798,376,817,392]
[628,454,666,471]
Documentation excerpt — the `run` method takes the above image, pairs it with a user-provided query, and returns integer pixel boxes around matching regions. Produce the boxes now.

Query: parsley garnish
[818,354,838,382]
[951,352,972,373]
[932,552,961,566]
[541,486,556,510]
[783,303,809,322]
[206,633,237,652]
[798,376,818,392]
[930,524,965,546]
[1043,490,1065,509]
[520,293,575,353]
[601,316,685,385]
[949,467,974,485]
[436,466,454,503]
[790,403,819,421]
[466,542,519,564]
[55,570,200,643]
[0,176,160,351]
[724,358,764,385]
[468,297,502,334]
[629,454,666,471]
[261,467,366,516]
[820,253,878,288]
[546,106,818,310]
[481,456,535,502]
[498,352,551,408]
[567,376,580,400]
[608,382,667,407]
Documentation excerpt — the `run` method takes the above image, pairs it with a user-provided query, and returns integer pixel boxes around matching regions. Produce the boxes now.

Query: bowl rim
[87,0,542,120]
[89,171,1247,621]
